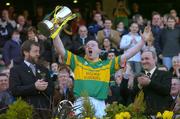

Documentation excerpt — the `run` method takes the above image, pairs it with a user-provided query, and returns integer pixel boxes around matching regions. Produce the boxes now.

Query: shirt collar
[145,66,156,75]
[24,60,34,67]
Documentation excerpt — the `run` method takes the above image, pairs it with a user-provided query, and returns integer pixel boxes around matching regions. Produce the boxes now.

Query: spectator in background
[171,77,180,99]
[72,25,95,57]
[0,73,14,112]
[2,30,22,67]
[97,19,120,49]
[107,69,129,106]
[116,21,128,38]
[71,9,86,35]
[88,12,104,38]
[50,62,59,81]
[161,13,169,28]
[170,56,180,78]
[170,9,179,25]
[159,15,180,70]
[32,6,45,26]
[100,38,118,60]
[132,14,145,32]
[0,66,10,78]
[27,26,52,63]
[16,14,30,42]
[53,64,74,108]
[120,22,143,74]
[0,9,16,51]
[22,9,32,26]
[107,49,116,60]
[151,11,162,59]
[131,2,141,17]
[170,77,180,112]
[113,0,130,27]
[8,6,17,20]
[92,1,106,18]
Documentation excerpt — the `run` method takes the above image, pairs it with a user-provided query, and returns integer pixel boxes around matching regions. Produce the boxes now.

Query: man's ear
[23,51,29,57]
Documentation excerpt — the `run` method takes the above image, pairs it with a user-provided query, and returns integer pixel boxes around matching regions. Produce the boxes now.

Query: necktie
[147,72,151,78]
[82,38,85,45]
[29,64,36,76]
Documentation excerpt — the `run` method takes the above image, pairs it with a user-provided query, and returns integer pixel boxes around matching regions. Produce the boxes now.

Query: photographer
[133,48,173,115]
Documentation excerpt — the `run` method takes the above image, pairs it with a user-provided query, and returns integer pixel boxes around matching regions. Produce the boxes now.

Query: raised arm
[53,34,66,58]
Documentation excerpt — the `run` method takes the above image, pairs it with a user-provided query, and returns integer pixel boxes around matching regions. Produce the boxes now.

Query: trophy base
[37,22,52,38]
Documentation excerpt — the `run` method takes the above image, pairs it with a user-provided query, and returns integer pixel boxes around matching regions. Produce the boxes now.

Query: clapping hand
[35,79,48,91]
[137,75,151,87]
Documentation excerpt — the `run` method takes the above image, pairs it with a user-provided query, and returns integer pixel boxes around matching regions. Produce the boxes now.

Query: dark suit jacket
[9,62,54,109]
[107,78,131,106]
[133,68,173,114]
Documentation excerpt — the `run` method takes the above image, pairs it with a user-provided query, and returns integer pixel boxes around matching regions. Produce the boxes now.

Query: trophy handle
[50,13,76,39]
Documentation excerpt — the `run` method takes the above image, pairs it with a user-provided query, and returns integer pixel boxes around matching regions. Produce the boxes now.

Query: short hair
[21,40,40,57]
[167,15,176,22]
[132,14,142,22]
[0,73,8,78]
[11,30,20,36]
[129,21,139,28]
[27,26,37,34]
[58,64,71,75]
[103,18,112,23]
[142,47,157,61]
[152,11,161,18]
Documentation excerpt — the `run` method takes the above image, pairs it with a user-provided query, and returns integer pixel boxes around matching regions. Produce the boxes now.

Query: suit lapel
[150,68,158,81]
[22,62,36,77]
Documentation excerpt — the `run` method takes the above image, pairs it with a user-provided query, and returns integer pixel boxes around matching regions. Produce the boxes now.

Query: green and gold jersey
[64,50,121,100]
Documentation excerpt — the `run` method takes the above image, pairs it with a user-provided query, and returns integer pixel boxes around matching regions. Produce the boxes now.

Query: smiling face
[141,51,156,71]
[85,40,101,61]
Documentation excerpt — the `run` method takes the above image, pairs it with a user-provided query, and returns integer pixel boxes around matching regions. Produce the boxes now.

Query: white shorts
[73,97,106,118]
